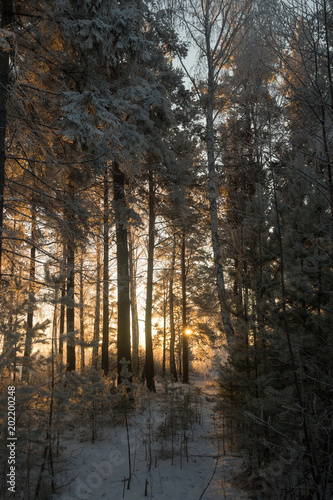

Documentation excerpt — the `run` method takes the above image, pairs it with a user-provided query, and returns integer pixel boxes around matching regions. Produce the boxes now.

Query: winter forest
[1,0,333,498]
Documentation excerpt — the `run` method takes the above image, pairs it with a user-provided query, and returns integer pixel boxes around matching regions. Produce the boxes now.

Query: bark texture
[102,174,109,375]
[169,236,178,381]
[66,177,75,372]
[113,161,131,384]
[205,29,234,346]
[181,232,189,383]
[92,229,101,369]
[129,229,140,377]
[143,172,156,392]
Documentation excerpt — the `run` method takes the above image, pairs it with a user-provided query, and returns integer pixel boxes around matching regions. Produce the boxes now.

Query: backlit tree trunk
[181,232,189,383]
[79,255,85,373]
[102,174,109,376]
[169,235,178,381]
[206,48,234,346]
[162,280,167,378]
[66,177,75,372]
[113,161,131,384]
[143,172,156,391]
[59,280,66,360]
[92,228,101,369]
[129,229,140,377]
[22,204,36,383]
[175,0,249,347]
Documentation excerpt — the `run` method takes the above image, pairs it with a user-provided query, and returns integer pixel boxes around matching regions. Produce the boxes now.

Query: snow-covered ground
[52,378,248,500]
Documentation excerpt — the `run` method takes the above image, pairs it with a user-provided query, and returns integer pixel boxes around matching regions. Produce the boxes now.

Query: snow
[52,378,248,500]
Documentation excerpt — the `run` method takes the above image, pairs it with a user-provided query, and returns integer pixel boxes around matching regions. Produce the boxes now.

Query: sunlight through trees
[0,0,333,498]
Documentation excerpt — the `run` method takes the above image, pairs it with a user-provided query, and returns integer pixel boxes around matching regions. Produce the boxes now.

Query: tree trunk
[52,283,59,362]
[113,161,131,384]
[162,280,167,378]
[22,204,36,383]
[319,103,333,223]
[177,311,182,379]
[92,228,101,369]
[181,232,189,383]
[204,15,234,346]
[79,255,85,373]
[59,242,67,360]
[143,172,156,392]
[66,241,75,371]
[129,229,140,378]
[0,0,13,279]
[66,178,75,372]
[169,235,177,381]
[59,281,66,360]
[322,0,333,223]
[102,174,109,376]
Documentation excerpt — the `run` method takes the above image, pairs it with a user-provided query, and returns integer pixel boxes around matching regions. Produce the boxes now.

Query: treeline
[0,0,206,391]
[0,0,333,498]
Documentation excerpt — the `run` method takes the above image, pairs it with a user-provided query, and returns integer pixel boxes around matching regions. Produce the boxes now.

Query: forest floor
[52,376,249,500]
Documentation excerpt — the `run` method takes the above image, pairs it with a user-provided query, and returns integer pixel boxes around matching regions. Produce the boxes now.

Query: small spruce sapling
[65,368,111,443]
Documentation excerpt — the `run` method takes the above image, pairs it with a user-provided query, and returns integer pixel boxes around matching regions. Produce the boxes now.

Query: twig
[198,455,219,500]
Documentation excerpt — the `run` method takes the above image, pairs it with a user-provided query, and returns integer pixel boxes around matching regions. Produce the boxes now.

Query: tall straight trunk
[322,0,333,223]
[92,228,101,369]
[52,285,59,360]
[243,260,250,379]
[0,0,13,279]
[233,254,250,375]
[320,103,333,222]
[22,204,36,383]
[66,242,75,371]
[59,242,66,359]
[169,236,178,381]
[59,281,66,359]
[205,32,234,346]
[177,311,182,378]
[162,281,167,378]
[143,172,155,392]
[113,161,131,384]
[129,229,139,378]
[102,174,109,376]
[79,255,85,373]
[66,178,75,372]
[256,231,267,371]
[181,232,189,384]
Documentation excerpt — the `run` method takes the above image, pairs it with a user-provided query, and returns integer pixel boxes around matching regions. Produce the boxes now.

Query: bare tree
[173,0,251,345]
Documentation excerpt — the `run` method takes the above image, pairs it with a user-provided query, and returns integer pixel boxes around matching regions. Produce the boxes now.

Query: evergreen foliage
[1,0,333,497]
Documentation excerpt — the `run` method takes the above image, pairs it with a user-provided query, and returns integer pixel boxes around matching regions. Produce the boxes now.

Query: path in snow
[52,377,249,500]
